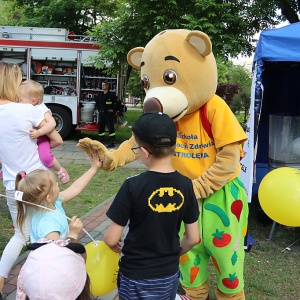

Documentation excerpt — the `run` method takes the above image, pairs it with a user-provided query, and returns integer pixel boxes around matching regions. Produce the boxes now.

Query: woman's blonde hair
[16,170,55,235]
[0,62,22,102]
[18,79,44,104]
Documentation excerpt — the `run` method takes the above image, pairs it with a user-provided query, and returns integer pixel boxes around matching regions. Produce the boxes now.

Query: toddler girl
[18,80,70,184]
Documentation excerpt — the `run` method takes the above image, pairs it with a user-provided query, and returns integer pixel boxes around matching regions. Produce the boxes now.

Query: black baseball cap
[131,112,176,147]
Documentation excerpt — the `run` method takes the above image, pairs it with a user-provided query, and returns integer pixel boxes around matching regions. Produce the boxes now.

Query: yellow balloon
[85,241,120,296]
[258,167,300,226]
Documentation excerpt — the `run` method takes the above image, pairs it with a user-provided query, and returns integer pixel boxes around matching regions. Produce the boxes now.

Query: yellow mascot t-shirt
[172,95,247,180]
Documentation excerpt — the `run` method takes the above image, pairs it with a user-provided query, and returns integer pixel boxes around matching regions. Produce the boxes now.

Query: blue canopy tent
[254,22,300,62]
[250,22,300,194]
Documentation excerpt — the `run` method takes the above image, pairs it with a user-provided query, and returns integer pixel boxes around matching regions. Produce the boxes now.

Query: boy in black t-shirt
[104,112,200,299]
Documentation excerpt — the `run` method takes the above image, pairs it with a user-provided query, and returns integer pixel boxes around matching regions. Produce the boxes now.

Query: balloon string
[281,239,300,253]
[0,193,99,246]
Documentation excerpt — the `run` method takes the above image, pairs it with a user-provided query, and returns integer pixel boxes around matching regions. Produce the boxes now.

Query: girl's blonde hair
[18,79,44,104]
[16,170,55,235]
[0,62,22,102]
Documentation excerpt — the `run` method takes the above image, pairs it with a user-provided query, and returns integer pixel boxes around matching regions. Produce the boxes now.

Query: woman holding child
[0,62,48,298]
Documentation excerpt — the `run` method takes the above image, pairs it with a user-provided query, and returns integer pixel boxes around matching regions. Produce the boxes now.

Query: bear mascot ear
[127,31,212,70]
[186,31,212,57]
[127,47,145,69]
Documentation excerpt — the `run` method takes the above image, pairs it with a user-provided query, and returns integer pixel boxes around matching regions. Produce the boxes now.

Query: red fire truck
[0,26,126,139]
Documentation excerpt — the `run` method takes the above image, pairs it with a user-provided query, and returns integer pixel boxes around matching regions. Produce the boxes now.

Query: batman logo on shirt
[148,187,184,213]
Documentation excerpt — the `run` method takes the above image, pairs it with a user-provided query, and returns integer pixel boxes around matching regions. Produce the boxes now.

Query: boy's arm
[60,152,102,203]
[30,112,56,139]
[104,221,124,253]
[180,220,200,255]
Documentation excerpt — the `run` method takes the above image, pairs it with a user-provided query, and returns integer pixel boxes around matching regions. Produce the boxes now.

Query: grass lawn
[1,108,300,299]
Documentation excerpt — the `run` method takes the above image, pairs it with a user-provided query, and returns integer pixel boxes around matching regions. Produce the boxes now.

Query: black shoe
[106,142,115,148]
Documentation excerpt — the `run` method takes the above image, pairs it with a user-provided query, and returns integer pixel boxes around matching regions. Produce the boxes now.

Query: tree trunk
[278,0,300,23]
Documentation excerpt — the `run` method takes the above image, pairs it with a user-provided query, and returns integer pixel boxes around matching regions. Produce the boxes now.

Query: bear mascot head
[127,29,218,119]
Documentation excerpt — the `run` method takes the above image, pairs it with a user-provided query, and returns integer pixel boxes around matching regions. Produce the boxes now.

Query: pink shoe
[0,169,3,180]
[56,167,70,184]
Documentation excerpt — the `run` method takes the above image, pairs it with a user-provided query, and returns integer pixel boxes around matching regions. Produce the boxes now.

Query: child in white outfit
[18,80,70,184]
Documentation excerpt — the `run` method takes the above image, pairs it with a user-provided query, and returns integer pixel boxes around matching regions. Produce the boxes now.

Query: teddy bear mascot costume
[78,29,248,300]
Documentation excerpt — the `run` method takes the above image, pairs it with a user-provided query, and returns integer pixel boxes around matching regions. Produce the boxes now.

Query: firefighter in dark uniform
[95,80,117,148]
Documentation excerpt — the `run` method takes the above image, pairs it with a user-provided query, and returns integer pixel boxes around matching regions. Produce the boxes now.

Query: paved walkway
[2,139,146,300]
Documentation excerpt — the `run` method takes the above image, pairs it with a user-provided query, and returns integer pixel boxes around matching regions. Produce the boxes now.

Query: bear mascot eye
[163,70,177,85]
[140,75,150,89]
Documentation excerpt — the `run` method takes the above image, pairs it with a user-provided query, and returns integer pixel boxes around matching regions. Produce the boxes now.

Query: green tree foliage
[126,68,145,100]
[2,1,300,38]
[182,0,279,58]
[217,62,252,123]
[0,0,23,24]
[89,0,191,72]
[2,0,300,61]
[1,0,118,33]
[89,0,298,74]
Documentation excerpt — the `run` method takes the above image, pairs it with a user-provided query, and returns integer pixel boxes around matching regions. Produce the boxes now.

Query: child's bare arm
[180,221,200,255]
[60,151,102,203]
[43,216,82,241]
[45,231,60,240]
[104,221,124,253]
[30,111,56,139]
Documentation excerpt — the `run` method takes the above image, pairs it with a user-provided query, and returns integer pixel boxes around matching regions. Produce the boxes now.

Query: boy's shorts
[117,270,180,299]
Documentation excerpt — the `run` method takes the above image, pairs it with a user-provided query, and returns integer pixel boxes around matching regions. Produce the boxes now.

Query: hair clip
[21,172,26,178]
[36,237,71,246]
[27,238,86,254]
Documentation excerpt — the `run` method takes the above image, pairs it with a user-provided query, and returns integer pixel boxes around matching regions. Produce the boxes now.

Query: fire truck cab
[0,26,126,139]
